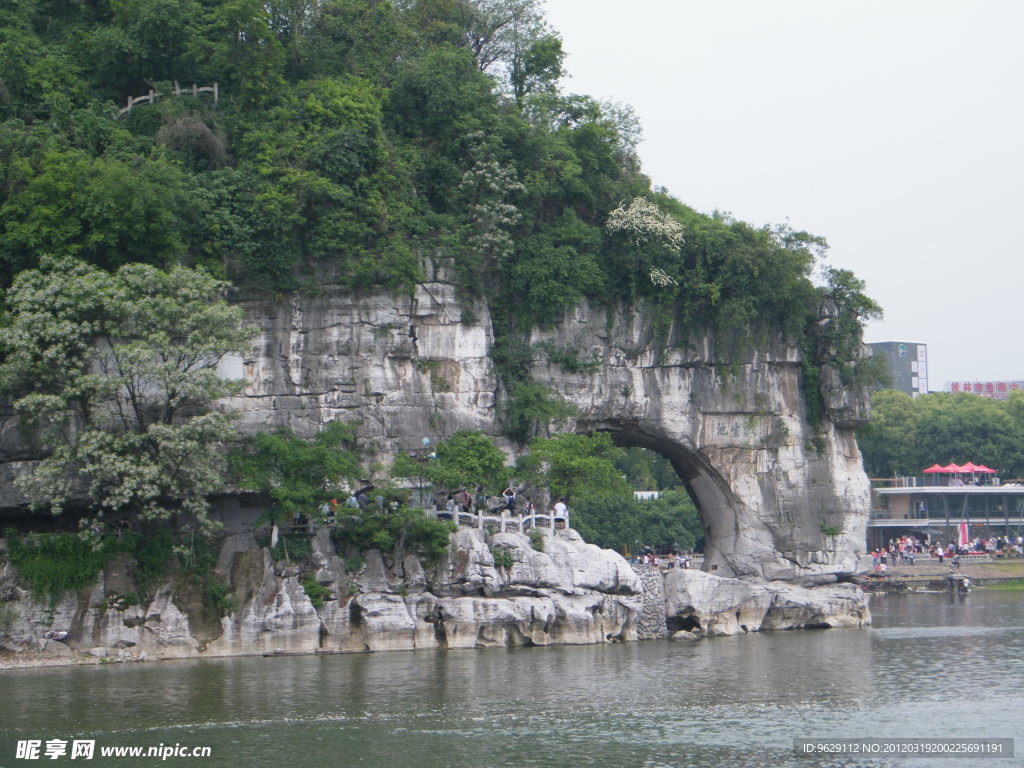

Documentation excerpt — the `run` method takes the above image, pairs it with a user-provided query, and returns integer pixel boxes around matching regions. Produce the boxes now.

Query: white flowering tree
[0,256,254,530]
[456,134,526,282]
[605,197,684,297]
[605,197,684,250]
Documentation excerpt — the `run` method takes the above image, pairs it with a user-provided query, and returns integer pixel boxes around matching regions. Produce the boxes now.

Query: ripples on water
[2,592,1022,768]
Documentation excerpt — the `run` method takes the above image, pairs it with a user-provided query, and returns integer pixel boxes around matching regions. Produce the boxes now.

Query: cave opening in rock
[617,443,707,557]
[565,423,746,575]
[562,436,720,561]
[616,427,751,573]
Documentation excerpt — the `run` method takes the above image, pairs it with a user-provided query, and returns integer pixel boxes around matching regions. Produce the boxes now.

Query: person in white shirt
[553,497,568,526]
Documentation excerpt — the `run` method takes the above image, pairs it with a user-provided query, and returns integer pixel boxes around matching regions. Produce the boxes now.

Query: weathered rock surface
[0,263,872,581]
[0,528,874,663]
[669,629,700,641]
[662,568,870,637]
[0,528,641,659]
[632,565,669,639]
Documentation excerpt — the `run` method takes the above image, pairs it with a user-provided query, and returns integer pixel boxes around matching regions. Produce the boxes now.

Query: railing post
[477,511,484,530]
[500,509,507,532]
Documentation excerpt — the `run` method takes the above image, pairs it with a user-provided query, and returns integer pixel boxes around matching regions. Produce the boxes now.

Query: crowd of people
[437,486,570,525]
[632,545,698,569]
[871,533,1024,572]
[297,483,571,529]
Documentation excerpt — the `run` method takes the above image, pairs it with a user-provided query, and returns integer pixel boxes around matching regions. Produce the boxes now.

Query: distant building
[944,380,1024,400]
[633,491,660,501]
[867,341,928,397]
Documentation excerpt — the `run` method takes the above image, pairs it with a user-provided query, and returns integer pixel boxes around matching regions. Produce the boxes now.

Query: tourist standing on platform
[501,486,517,514]
[553,497,568,527]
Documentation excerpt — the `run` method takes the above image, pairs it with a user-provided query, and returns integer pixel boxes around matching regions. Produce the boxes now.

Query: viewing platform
[433,508,568,533]
[868,475,1024,547]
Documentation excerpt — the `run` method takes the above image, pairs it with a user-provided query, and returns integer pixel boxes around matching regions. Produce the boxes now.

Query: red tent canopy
[959,461,980,473]
[922,464,946,473]
[974,464,997,474]
[942,463,963,473]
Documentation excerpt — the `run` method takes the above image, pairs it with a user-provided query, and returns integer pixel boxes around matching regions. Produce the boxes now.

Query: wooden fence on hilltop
[117,81,219,118]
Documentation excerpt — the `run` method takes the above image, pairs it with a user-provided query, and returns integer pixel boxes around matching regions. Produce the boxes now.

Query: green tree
[299,0,412,83]
[190,0,286,101]
[636,490,702,551]
[230,421,362,522]
[613,446,681,491]
[0,257,253,528]
[857,390,1024,479]
[569,494,639,552]
[428,430,509,490]
[501,381,576,443]
[465,0,564,104]
[570,489,702,553]
[913,393,1022,477]
[391,430,509,492]
[604,195,683,302]
[816,266,885,382]
[856,389,919,477]
[0,147,191,282]
[517,431,630,501]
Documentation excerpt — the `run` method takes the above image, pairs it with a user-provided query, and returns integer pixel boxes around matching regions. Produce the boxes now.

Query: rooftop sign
[945,380,1024,400]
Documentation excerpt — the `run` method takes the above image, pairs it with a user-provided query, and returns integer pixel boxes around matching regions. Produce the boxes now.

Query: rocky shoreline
[0,528,871,671]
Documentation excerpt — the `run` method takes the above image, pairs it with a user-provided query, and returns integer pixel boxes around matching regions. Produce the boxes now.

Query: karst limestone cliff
[219,263,870,581]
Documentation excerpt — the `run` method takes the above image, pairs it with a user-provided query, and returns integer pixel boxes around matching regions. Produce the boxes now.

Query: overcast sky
[544,0,1024,389]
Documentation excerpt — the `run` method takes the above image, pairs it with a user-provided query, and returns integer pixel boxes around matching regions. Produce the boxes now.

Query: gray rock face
[662,569,870,637]
[0,528,642,658]
[0,262,871,581]
[0,529,872,661]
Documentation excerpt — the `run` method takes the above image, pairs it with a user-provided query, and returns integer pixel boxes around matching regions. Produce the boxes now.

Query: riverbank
[867,560,1024,591]
[0,528,870,670]
[0,648,145,671]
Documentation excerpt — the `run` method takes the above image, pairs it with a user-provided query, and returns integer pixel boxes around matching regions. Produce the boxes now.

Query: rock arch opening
[594,424,754,577]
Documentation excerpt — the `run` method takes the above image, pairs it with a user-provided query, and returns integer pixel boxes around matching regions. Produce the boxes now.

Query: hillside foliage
[0,257,251,527]
[0,0,873,365]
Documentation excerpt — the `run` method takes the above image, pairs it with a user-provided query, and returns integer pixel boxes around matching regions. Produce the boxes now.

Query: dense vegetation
[0,0,877,380]
[230,421,362,523]
[858,389,1024,479]
[5,527,233,614]
[390,430,706,554]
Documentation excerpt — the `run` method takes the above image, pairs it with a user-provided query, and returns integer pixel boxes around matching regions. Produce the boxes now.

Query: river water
[1,591,1022,768]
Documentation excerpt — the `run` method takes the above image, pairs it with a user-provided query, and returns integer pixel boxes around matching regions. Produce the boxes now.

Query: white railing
[431,507,567,533]
[118,81,219,117]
